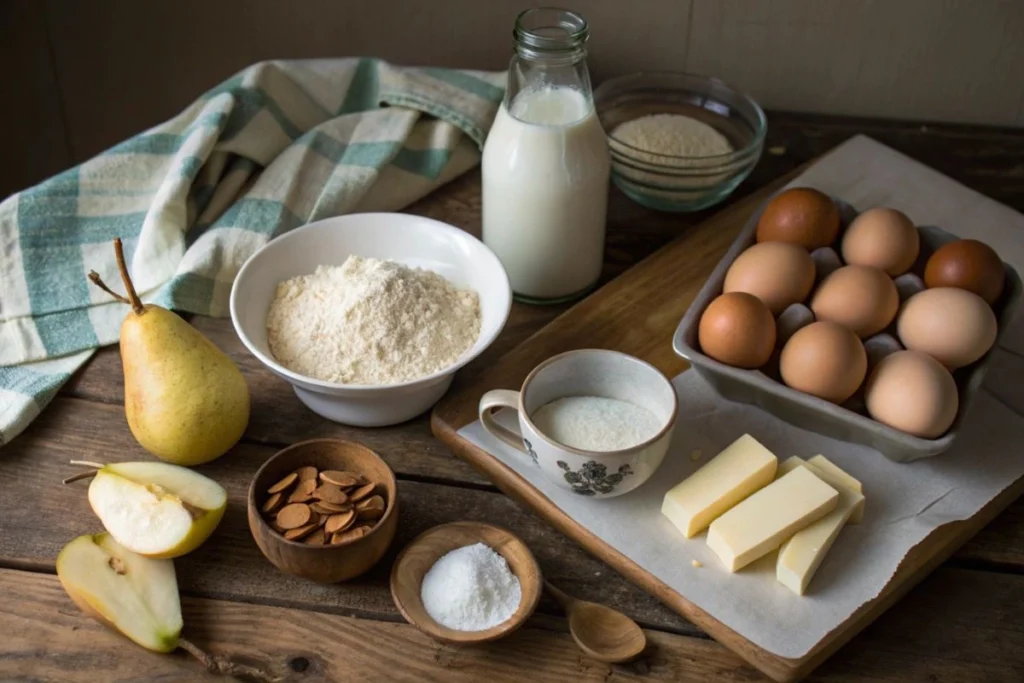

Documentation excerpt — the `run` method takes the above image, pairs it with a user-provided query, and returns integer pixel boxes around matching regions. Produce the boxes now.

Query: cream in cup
[478,349,677,498]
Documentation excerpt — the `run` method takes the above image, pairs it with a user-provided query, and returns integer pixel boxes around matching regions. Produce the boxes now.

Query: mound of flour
[267,256,481,385]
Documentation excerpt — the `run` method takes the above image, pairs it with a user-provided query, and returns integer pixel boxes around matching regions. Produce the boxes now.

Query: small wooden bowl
[390,521,542,644]
[248,439,398,583]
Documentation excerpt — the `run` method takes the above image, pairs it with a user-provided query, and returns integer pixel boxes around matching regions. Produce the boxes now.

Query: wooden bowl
[248,439,398,583]
[390,521,542,644]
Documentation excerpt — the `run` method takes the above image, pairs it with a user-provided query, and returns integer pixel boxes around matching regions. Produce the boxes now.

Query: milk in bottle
[482,8,610,303]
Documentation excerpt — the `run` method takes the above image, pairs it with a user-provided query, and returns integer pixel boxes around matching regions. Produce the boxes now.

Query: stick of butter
[777,462,866,595]
[809,455,864,523]
[661,434,777,538]
[778,455,864,523]
[706,465,838,571]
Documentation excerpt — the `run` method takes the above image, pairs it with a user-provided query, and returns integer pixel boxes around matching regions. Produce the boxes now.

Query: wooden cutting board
[430,148,1024,682]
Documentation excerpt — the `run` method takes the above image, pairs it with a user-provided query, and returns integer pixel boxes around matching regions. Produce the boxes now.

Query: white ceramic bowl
[230,213,511,427]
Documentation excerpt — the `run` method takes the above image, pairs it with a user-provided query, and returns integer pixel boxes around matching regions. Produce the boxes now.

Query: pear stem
[87,271,131,305]
[113,238,145,316]
[62,471,99,485]
[70,460,105,468]
[178,637,283,682]
[63,460,105,485]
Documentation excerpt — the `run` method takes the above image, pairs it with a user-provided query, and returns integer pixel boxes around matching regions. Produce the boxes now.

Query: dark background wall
[3,0,1023,198]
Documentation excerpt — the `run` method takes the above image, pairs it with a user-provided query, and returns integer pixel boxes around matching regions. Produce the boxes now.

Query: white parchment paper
[456,136,1024,659]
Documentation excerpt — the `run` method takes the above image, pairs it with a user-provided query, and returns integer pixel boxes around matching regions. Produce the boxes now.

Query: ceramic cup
[478,349,678,498]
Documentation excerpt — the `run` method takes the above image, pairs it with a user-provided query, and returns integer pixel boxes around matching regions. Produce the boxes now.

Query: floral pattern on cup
[523,438,538,464]
[556,460,633,496]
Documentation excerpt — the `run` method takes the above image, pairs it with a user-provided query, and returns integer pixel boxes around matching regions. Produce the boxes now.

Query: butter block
[706,466,839,571]
[779,455,863,523]
[662,434,777,538]
[809,455,864,523]
[776,456,806,478]
[777,476,865,595]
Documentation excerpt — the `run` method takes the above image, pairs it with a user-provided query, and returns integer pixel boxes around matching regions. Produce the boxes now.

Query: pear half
[88,461,227,558]
[57,533,183,652]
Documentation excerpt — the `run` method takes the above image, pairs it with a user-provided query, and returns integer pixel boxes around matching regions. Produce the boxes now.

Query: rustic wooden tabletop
[3,113,1024,682]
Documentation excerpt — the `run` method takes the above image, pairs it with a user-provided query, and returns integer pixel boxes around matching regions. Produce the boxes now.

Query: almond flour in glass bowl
[594,71,766,212]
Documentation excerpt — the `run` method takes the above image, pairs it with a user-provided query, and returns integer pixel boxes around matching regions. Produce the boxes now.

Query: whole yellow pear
[91,239,250,465]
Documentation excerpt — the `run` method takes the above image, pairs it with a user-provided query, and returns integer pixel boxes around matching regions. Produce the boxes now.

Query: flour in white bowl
[266,256,481,385]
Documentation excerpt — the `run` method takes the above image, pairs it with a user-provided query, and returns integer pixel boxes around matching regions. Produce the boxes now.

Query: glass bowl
[594,72,766,212]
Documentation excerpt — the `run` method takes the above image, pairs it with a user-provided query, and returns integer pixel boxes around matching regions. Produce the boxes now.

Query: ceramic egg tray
[673,195,1022,462]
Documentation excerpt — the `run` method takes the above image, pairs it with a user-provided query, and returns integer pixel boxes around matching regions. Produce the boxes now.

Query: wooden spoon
[545,581,646,663]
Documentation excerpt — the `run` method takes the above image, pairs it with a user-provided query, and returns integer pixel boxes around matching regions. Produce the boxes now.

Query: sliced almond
[331,525,370,545]
[283,522,318,541]
[309,501,348,515]
[320,470,361,488]
[304,528,327,546]
[324,510,356,535]
[261,492,284,514]
[270,521,287,534]
[294,466,319,481]
[267,472,298,494]
[348,483,376,503]
[276,503,313,530]
[356,495,385,521]
[287,478,317,503]
[314,484,348,505]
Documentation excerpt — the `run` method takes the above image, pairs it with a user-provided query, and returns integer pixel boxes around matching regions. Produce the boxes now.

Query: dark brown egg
[923,239,1005,304]
[756,187,840,250]
[698,292,776,369]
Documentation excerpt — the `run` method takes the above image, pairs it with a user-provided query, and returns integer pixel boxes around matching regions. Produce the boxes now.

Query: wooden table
[4,113,1024,682]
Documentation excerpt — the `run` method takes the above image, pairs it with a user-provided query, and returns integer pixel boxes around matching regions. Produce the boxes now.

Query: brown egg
[810,265,899,338]
[924,239,1005,304]
[723,242,816,314]
[780,321,867,403]
[897,287,997,369]
[698,292,776,369]
[865,350,959,438]
[841,207,920,276]
[756,187,840,249]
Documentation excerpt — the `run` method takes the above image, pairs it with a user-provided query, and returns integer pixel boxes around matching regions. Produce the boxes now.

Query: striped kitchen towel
[0,58,505,445]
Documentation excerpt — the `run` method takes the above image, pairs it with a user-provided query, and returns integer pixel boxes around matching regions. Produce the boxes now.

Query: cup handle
[479,389,527,454]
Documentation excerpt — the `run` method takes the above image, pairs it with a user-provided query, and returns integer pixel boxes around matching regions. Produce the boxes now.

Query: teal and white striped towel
[0,58,505,445]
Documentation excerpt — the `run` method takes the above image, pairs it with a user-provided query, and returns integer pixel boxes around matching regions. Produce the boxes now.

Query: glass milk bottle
[482,8,610,304]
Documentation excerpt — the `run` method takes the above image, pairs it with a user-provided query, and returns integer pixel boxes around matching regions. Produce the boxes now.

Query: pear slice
[56,533,182,652]
[86,461,227,558]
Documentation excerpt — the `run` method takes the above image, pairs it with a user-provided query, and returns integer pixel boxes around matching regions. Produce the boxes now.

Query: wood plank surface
[4,566,1022,682]
[7,115,1024,681]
